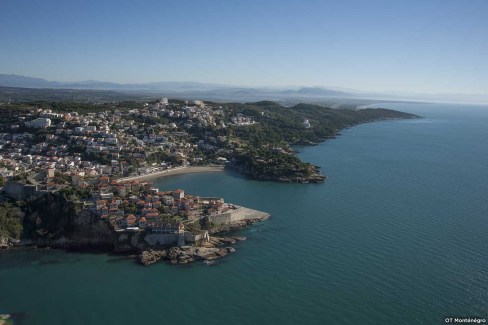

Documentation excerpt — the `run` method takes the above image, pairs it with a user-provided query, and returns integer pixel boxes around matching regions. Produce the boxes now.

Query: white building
[25,118,51,129]
[192,100,204,107]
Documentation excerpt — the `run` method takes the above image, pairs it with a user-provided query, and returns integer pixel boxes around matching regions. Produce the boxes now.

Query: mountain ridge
[0,73,351,97]
[1,73,487,104]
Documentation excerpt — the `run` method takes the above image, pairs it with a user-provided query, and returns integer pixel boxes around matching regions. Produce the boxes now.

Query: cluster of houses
[86,175,229,234]
[0,97,260,184]
[231,113,256,126]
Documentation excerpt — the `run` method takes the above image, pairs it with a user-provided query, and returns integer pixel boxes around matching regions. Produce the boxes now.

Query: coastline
[117,166,225,182]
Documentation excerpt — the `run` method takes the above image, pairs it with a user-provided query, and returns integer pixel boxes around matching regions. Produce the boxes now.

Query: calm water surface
[1,103,487,324]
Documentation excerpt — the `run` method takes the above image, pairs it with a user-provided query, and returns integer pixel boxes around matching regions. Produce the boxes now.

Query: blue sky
[0,0,487,94]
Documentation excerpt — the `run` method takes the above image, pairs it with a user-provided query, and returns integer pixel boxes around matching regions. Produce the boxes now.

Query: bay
[1,102,487,324]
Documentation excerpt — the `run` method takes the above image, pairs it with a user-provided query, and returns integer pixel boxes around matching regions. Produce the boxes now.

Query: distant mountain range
[0,74,231,92]
[0,73,487,104]
[0,74,352,98]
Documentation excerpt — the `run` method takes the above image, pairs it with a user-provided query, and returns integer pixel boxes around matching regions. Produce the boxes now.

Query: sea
[1,102,487,325]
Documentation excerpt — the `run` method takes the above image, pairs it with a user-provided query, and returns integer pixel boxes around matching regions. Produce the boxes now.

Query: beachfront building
[172,189,184,200]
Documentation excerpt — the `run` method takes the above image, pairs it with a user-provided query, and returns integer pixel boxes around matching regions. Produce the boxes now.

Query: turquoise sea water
[1,103,488,325]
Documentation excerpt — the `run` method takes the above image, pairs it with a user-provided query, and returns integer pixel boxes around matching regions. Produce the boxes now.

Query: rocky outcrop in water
[138,236,246,266]
[0,236,10,249]
[140,249,167,266]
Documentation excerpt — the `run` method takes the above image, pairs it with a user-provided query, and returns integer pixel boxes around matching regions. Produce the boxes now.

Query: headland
[0,97,418,265]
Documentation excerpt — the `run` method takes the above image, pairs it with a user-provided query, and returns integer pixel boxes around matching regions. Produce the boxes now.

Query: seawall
[208,206,271,225]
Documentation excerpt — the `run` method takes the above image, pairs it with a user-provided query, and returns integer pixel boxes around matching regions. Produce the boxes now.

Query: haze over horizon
[1,0,487,95]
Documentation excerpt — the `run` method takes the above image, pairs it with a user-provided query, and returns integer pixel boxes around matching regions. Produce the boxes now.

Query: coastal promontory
[0,97,417,264]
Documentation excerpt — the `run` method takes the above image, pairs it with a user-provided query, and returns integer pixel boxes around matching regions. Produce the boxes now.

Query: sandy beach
[117,166,225,182]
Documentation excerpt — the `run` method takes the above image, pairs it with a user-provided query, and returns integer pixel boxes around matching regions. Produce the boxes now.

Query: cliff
[14,193,114,249]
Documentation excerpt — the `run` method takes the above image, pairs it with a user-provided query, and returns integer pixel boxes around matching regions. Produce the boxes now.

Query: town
[0,97,261,184]
[0,98,274,261]
[0,95,335,191]
[0,97,413,258]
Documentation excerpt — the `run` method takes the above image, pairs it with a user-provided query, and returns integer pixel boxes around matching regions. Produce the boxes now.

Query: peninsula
[0,97,418,264]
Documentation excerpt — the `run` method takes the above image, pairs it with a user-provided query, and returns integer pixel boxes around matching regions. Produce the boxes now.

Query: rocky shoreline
[138,216,268,266]
[275,171,326,183]
[228,164,326,184]
[207,218,265,234]
[139,236,246,265]
[0,215,269,266]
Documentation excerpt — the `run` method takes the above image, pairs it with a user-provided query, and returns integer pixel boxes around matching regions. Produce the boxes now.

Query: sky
[0,0,487,94]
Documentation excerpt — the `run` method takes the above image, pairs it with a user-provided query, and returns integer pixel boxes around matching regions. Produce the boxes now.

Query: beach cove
[117,165,224,182]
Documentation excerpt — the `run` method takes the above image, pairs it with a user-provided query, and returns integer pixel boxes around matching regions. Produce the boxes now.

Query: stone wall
[184,231,209,244]
[144,233,179,246]
[145,231,210,247]
[208,207,270,225]
[208,211,234,225]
